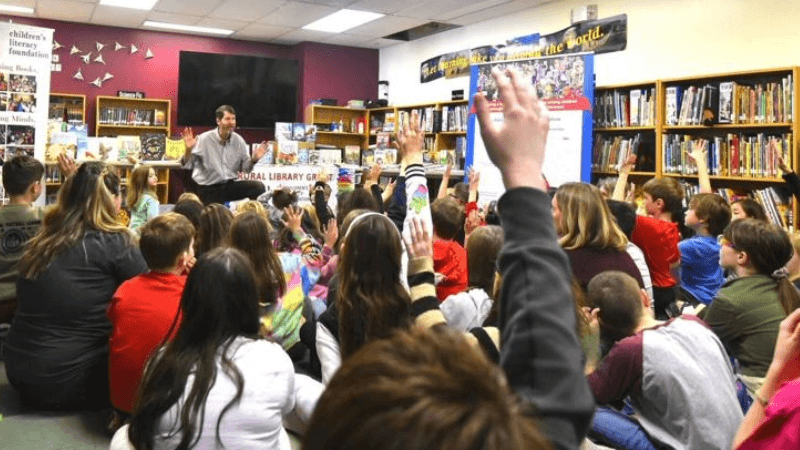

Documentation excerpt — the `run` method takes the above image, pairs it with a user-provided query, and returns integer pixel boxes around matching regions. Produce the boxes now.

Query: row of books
[275,122,318,142]
[373,106,468,133]
[261,141,400,167]
[98,107,167,127]
[594,89,656,128]
[48,105,83,124]
[592,133,643,173]
[662,133,792,177]
[665,75,793,125]
[680,182,792,229]
[46,131,182,163]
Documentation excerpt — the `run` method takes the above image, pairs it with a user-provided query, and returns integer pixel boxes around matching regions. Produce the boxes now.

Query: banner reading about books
[239,165,339,205]
[0,22,54,205]
[465,53,594,202]
[420,14,625,83]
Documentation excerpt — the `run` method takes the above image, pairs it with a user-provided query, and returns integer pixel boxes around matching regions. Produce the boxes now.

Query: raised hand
[181,127,197,152]
[474,67,549,190]
[618,153,637,174]
[252,141,268,162]
[685,139,708,166]
[323,218,338,248]
[402,217,433,259]
[397,110,424,164]
[282,206,303,233]
[57,152,77,178]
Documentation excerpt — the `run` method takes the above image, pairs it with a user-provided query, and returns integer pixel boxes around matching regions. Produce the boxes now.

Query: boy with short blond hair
[108,213,195,413]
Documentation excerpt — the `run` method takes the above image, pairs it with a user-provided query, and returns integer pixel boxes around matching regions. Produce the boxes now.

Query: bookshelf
[95,96,171,138]
[49,93,86,123]
[594,67,800,229]
[305,105,368,150]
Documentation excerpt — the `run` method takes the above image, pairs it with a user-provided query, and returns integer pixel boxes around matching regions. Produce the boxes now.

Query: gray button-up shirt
[182,128,255,186]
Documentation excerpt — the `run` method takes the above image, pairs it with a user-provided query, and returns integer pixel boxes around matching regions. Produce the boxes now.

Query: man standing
[181,105,267,204]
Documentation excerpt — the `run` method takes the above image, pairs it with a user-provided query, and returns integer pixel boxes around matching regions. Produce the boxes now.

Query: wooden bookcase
[305,105,368,150]
[593,67,800,229]
[49,93,86,123]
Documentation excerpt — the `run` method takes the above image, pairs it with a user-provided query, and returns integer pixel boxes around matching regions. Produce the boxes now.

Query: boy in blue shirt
[679,193,731,306]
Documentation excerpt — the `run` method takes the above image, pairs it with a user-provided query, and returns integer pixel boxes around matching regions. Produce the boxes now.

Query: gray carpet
[0,361,111,449]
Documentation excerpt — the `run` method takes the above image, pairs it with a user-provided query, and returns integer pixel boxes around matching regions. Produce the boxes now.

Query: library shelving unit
[96,96,173,204]
[595,67,800,229]
[44,94,87,202]
[49,93,86,123]
[592,81,660,182]
[305,105,369,151]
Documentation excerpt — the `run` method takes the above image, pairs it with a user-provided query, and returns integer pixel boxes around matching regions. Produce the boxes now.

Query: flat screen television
[177,51,298,128]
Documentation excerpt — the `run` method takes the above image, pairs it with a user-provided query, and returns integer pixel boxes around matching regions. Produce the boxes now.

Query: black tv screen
[177,51,298,128]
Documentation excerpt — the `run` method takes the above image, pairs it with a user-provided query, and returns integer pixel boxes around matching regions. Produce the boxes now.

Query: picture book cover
[67,124,89,160]
[303,124,317,142]
[376,132,390,150]
[319,149,342,165]
[45,131,77,163]
[165,138,186,161]
[309,149,321,165]
[292,123,306,141]
[85,137,118,161]
[298,142,314,164]
[277,140,298,165]
[116,135,141,162]
[361,149,374,167]
[154,110,167,126]
[254,142,274,165]
[140,133,167,161]
[275,122,293,141]
[344,145,361,165]
[373,149,386,166]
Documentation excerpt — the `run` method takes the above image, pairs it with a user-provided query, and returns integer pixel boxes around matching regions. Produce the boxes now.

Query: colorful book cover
[376,132,390,150]
[154,110,166,126]
[68,123,89,160]
[253,142,274,165]
[309,149,321,165]
[116,135,141,162]
[384,148,397,165]
[140,133,167,161]
[93,137,118,161]
[298,142,314,164]
[373,149,386,165]
[303,124,317,142]
[361,149,374,167]
[165,138,186,161]
[276,140,298,165]
[45,131,77,163]
[344,145,361,165]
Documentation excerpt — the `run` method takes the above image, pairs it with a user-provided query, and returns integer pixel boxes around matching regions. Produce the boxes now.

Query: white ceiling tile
[2,0,35,9]
[392,0,464,20]
[195,17,251,31]
[257,1,337,28]
[320,32,372,46]
[153,0,223,15]
[346,0,420,14]
[437,0,514,21]
[272,27,331,44]
[207,0,285,22]
[300,0,356,7]
[448,0,538,26]
[360,37,401,49]
[90,5,149,28]
[37,0,95,21]
[346,14,426,38]
[235,22,294,40]
[146,11,202,25]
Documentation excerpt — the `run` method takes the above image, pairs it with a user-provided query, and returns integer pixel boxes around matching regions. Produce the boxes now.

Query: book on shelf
[319,149,342,165]
[309,149,320,165]
[140,133,167,161]
[298,142,314,164]
[376,132,390,151]
[719,82,734,123]
[45,131,77,163]
[362,149,374,166]
[662,132,792,177]
[292,123,306,141]
[84,137,118,161]
[153,110,166,126]
[680,181,793,229]
[592,133,642,172]
[99,107,159,126]
[595,88,656,128]
[383,112,396,132]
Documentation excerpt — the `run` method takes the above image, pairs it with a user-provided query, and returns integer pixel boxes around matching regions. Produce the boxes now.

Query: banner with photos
[0,22,54,205]
[420,14,626,83]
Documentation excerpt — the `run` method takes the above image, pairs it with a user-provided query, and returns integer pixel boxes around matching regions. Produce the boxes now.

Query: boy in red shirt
[107,213,195,413]
[431,196,468,301]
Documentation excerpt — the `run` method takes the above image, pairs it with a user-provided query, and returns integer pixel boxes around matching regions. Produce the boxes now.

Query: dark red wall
[0,14,379,143]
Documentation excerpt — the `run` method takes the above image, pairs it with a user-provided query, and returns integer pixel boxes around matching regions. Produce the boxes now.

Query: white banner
[0,22,54,206]
[238,164,339,206]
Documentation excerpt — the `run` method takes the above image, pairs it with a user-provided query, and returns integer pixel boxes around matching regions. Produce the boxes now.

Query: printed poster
[0,22,54,206]
[465,54,594,203]
[238,164,339,206]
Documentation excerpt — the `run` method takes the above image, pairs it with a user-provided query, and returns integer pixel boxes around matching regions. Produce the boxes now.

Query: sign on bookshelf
[465,53,594,202]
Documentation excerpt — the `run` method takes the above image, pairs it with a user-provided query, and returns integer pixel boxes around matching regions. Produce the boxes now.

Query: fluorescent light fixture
[99,0,158,10]
[302,9,384,33]
[143,21,234,36]
[0,4,34,13]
